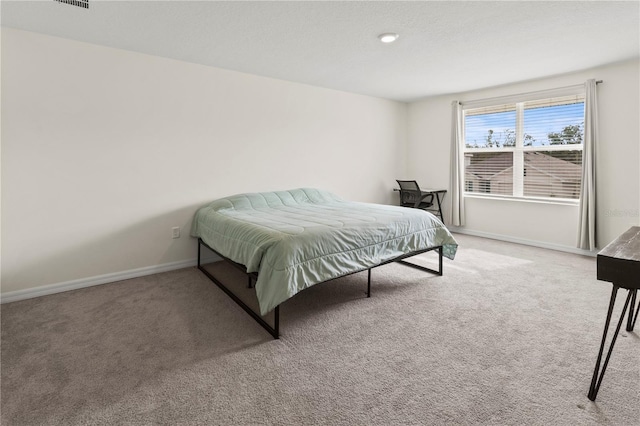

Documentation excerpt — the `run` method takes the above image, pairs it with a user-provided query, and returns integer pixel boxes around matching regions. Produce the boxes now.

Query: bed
[191,188,458,338]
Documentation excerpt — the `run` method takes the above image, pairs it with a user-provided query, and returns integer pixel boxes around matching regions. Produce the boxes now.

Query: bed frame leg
[197,238,280,339]
[197,238,201,267]
[396,246,443,275]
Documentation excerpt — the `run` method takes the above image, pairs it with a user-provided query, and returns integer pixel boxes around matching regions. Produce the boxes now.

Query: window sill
[464,193,580,206]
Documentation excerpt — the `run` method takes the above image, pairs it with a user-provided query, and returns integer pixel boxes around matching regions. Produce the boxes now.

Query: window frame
[461,87,585,205]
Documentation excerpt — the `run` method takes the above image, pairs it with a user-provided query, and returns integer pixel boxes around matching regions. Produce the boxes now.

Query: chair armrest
[413,193,434,208]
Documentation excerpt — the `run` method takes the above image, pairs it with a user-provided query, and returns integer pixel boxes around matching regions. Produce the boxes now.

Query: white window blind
[54,0,89,9]
[463,93,585,201]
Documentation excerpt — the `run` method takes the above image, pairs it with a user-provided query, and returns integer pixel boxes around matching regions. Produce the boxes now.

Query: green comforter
[191,188,458,315]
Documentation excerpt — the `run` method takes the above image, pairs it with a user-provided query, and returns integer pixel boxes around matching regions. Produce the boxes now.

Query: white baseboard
[448,226,597,257]
[0,255,220,304]
[1,230,593,305]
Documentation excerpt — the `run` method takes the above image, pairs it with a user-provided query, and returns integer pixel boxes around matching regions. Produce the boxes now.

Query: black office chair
[396,180,434,210]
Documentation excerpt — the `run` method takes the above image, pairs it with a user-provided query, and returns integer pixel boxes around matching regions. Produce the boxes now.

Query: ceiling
[2,1,639,102]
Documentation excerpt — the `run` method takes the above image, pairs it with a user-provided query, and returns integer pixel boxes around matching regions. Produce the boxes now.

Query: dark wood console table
[588,226,639,401]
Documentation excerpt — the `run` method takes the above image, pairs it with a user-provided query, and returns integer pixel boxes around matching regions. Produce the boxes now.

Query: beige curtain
[577,79,598,250]
[450,100,465,226]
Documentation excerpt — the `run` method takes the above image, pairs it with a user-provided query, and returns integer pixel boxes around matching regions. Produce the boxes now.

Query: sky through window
[465,102,584,148]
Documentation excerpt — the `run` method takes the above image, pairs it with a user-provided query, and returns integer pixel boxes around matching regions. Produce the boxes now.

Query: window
[463,93,585,201]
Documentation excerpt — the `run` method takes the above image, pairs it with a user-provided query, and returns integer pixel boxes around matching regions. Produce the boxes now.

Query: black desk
[588,226,640,401]
[394,188,446,222]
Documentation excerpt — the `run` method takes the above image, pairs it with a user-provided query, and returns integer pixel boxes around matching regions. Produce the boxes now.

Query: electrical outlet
[172,227,180,239]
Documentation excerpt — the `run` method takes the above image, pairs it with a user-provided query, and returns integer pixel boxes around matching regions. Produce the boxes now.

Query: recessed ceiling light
[378,33,399,43]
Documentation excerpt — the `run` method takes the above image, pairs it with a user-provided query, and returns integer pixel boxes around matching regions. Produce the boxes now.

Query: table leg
[627,289,638,332]
[588,286,633,401]
[435,193,444,222]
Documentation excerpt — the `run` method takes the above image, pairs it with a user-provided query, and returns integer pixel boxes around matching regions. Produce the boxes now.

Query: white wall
[3,27,637,298]
[1,28,407,295]
[407,59,640,250]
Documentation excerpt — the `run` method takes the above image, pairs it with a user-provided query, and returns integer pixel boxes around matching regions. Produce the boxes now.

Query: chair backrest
[396,180,422,206]
[396,180,421,192]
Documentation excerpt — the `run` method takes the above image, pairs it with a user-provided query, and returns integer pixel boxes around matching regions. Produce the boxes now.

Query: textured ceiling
[2,1,639,102]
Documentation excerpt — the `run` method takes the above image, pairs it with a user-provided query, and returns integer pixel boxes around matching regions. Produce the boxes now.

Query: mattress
[191,188,458,315]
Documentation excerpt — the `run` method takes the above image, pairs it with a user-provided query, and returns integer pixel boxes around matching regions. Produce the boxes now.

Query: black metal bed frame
[197,238,444,339]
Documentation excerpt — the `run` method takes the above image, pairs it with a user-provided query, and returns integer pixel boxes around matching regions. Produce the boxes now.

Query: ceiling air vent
[54,0,89,9]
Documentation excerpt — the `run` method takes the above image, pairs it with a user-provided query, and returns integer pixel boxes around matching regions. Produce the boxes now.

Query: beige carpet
[1,234,638,425]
